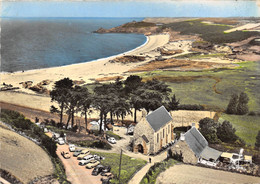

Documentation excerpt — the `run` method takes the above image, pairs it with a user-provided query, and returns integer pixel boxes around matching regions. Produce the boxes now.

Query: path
[75,126,168,184]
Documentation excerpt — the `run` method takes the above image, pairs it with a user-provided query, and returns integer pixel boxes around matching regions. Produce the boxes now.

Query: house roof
[184,127,208,157]
[146,106,173,132]
[184,127,222,160]
[200,146,222,161]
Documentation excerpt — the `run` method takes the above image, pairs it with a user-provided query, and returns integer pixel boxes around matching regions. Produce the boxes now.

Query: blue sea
[1,18,146,72]
[1,1,259,72]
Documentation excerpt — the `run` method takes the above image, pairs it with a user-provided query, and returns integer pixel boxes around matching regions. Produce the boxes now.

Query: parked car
[43,128,49,133]
[69,144,76,152]
[107,137,116,144]
[77,149,90,160]
[92,165,104,176]
[52,133,60,139]
[100,166,111,175]
[93,154,105,161]
[101,172,114,178]
[78,155,94,166]
[101,177,110,184]
[61,151,71,159]
[57,137,65,145]
[73,149,83,157]
[85,160,100,169]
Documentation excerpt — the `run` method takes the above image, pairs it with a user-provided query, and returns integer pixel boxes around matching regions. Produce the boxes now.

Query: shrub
[199,117,220,143]
[255,130,260,150]
[41,135,57,157]
[248,111,256,116]
[178,104,204,111]
[226,94,239,114]
[217,120,238,143]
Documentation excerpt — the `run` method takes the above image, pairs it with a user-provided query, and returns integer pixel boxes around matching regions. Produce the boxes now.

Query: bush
[255,130,260,150]
[199,117,220,143]
[217,120,238,143]
[140,159,177,184]
[248,111,257,116]
[178,104,204,111]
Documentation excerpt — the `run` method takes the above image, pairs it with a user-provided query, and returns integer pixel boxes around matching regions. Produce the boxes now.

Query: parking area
[57,145,104,184]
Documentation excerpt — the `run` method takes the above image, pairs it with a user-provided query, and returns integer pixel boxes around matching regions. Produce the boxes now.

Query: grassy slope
[161,20,260,44]
[90,151,147,184]
[138,61,260,112]
[0,127,54,183]
[220,114,260,146]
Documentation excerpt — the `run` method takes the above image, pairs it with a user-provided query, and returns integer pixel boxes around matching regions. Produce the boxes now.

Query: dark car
[101,177,110,184]
[92,165,104,176]
[101,166,111,176]
[73,149,82,157]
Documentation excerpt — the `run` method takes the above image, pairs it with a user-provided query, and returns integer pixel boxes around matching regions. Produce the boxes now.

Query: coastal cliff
[94,21,159,35]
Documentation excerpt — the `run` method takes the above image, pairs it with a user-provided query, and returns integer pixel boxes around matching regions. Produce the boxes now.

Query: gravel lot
[156,164,260,184]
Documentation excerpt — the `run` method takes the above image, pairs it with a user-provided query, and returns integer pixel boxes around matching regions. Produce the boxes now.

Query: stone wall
[133,117,154,155]
[171,140,198,164]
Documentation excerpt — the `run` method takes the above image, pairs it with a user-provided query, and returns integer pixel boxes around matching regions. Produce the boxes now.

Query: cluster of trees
[226,92,249,115]
[199,117,243,145]
[50,76,181,134]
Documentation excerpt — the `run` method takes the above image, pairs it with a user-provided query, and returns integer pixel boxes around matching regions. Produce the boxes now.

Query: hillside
[0,125,54,183]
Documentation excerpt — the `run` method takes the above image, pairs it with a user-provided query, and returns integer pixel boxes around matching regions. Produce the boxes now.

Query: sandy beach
[0,34,169,113]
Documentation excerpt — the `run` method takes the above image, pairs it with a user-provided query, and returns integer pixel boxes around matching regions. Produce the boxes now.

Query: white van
[69,144,76,152]
[57,137,65,145]
[78,155,94,166]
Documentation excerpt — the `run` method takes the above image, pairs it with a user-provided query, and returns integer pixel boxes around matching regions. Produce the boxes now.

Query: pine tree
[226,94,239,114]
[237,92,249,115]
[255,130,260,150]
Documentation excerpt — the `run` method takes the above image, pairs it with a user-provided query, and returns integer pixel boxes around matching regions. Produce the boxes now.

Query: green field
[220,114,260,146]
[90,151,147,184]
[138,61,260,112]
[160,20,260,44]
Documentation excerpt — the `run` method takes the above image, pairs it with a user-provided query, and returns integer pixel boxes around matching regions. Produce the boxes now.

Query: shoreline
[0,35,149,75]
[0,34,170,111]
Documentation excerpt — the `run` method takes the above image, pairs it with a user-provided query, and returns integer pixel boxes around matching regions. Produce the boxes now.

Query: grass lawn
[138,61,260,112]
[220,113,260,146]
[90,151,147,184]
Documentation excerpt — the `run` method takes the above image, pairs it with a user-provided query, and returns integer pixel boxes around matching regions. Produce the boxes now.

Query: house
[171,127,222,164]
[133,106,174,155]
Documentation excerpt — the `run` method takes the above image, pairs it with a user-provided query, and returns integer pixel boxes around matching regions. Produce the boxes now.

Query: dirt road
[156,164,260,184]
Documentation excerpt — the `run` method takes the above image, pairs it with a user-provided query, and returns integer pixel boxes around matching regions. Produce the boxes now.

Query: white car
[69,144,76,152]
[108,137,116,144]
[78,155,94,166]
[57,137,65,145]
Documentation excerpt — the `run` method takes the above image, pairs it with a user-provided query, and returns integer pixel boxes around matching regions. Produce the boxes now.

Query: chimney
[142,109,147,118]
[180,133,185,141]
